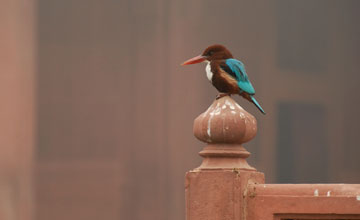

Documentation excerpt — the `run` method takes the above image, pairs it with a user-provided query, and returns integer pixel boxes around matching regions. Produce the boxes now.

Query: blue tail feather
[250,96,266,115]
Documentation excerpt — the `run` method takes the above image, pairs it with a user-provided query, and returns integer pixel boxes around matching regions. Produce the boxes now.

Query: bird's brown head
[182,44,233,65]
[202,44,233,61]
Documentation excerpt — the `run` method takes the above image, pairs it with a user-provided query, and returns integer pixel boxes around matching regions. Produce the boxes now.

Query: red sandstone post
[186,96,264,220]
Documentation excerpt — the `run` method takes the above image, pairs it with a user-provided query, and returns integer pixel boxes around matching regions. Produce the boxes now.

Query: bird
[181,44,265,114]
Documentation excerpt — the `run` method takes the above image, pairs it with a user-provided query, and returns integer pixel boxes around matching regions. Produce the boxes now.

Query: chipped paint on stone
[327,191,331,197]
[207,113,213,138]
[225,99,235,110]
[222,105,227,109]
[231,111,236,114]
[234,102,244,110]
[314,189,319,197]
[207,103,221,138]
[357,195,360,201]
[245,118,249,124]
[211,102,221,115]
[203,105,213,118]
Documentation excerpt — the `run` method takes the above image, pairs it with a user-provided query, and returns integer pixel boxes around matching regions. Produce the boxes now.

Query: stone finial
[193,96,257,170]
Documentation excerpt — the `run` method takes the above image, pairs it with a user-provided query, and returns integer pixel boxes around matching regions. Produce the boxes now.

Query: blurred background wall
[1,0,360,220]
[0,0,36,220]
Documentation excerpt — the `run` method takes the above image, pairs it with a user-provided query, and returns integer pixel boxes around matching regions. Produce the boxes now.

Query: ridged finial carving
[193,96,257,170]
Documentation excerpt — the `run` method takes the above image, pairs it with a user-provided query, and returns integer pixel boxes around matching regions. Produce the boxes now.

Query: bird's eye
[208,51,213,56]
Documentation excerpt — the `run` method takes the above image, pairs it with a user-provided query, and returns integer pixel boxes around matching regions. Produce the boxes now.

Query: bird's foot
[216,93,231,100]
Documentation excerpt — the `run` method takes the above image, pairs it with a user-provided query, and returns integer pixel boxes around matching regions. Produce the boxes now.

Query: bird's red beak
[181,55,206,65]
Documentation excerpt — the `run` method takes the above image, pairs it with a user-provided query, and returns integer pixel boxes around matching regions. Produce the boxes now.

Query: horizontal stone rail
[186,97,360,220]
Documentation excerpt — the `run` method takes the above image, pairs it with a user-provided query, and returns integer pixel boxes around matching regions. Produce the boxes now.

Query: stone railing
[185,96,360,220]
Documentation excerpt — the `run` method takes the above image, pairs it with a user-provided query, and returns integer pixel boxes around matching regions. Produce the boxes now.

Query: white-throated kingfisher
[182,44,265,115]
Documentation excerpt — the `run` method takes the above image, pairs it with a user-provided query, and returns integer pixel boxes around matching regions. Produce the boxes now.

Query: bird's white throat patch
[205,62,213,82]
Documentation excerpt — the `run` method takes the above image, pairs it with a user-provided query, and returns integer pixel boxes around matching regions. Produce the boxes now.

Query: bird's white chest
[205,62,213,82]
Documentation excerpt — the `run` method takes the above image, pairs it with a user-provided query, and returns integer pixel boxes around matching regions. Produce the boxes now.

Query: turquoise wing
[224,59,255,95]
